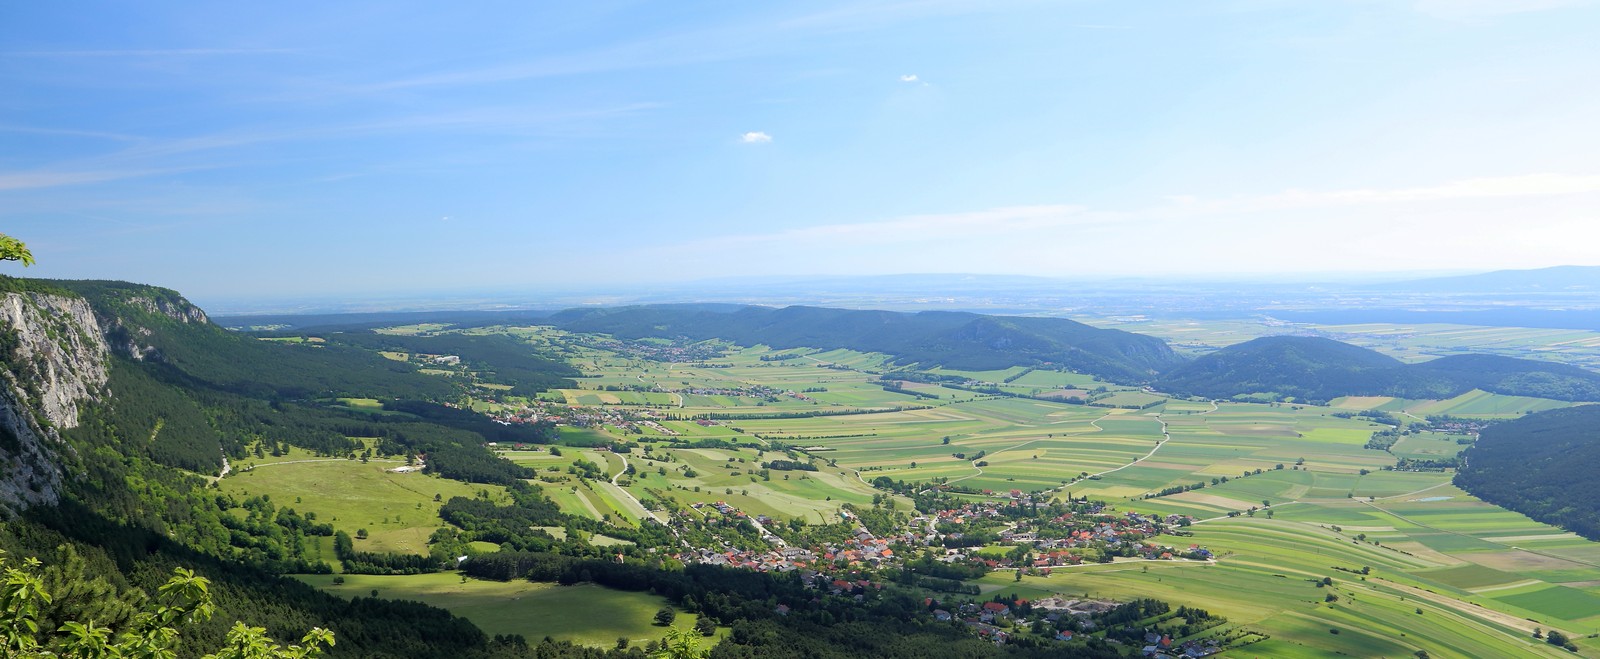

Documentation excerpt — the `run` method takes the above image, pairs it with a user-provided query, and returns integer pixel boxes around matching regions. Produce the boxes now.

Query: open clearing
[296,573,713,647]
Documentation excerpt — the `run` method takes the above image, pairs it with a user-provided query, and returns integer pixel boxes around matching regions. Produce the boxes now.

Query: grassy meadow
[296,573,714,648]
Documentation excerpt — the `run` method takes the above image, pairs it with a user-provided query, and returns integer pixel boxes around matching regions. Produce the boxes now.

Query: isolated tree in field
[693,615,716,636]
[654,606,676,626]
[0,234,33,266]
[1546,630,1571,648]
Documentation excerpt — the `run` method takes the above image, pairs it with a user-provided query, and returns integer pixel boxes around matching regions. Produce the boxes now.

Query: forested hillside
[0,277,586,657]
[549,304,1180,382]
[60,280,458,401]
[1155,336,1600,402]
[1455,405,1600,540]
[320,331,578,395]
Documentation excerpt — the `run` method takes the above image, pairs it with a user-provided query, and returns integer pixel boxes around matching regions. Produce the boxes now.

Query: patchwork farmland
[276,325,1600,655]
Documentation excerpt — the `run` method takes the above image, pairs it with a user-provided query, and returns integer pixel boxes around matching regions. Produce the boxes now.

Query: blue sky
[3,0,1599,303]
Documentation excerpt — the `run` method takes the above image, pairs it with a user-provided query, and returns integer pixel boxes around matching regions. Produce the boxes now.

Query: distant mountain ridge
[1154,335,1600,402]
[1372,265,1600,293]
[548,304,1181,382]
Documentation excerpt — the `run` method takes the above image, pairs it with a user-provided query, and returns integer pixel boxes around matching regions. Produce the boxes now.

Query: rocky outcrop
[128,295,209,325]
[0,292,109,512]
[102,294,210,362]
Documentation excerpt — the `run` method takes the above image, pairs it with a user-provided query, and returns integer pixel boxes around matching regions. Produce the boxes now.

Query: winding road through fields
[608,453,665,524]
[1049,399,1218,498]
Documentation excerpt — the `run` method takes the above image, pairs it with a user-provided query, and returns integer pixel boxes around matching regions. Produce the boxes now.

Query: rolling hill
[1154,336,1600,402]
[1371,265,1600,293]
[548,304,1181,382]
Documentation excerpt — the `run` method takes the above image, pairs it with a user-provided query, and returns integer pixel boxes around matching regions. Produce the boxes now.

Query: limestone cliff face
[102,293,209,361]
[128,294,209,326]
[0,292,109,512]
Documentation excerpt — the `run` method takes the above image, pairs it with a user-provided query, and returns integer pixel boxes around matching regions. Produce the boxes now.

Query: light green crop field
[296,574,715,648]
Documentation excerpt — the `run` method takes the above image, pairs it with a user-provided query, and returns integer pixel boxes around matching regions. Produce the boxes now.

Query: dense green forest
[548,304,1180,381]
[1455,405,1600,540]
[1155,336,1600,402]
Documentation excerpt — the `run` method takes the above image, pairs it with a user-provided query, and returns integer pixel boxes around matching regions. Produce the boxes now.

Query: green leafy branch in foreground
[1,552,333,658]
[0,233,35,267]
[650,627,708,659]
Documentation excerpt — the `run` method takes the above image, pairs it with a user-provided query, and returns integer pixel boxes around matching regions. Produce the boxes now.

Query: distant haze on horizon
[4,1,1599,300]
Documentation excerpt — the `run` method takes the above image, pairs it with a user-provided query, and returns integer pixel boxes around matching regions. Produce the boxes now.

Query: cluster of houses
[675,504,891,572]
[565,334,725,363]
[482,399,727,439]
[488,403,644,434]
[920,595,1123,647]
[922,596,1225,653]
[1142,634,1223,658]
[669,492,1213,584]
[921,497,1208,570]
[686,545,818,572]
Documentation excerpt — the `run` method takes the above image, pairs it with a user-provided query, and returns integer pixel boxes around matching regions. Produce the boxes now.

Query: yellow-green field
[296,573,717,648]
[220,449,506,557]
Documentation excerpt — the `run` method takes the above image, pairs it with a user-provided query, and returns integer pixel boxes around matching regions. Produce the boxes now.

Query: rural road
[609,453,666,524]
[1190,500,1306,525]
[1052,399,1217,497]
[939,399,1219,497]
[232,457,406,473]
[745,515,787,547]
[946,437,1045,486]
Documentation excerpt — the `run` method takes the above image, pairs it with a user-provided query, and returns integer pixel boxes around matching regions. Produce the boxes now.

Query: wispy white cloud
[740,131,773,144]
[0,48,301,57]
[699,205,1093,248]
[329,2,1011,96]
[679,173,1600,252]
[0,167,209,192]
[899,74,919,82]
[647,172,1600,278]
[0,124,144,142]
[0,102,664,192]
[1407,0,1593,19]
[778,0,1021,33]
[1167,173,1600,214]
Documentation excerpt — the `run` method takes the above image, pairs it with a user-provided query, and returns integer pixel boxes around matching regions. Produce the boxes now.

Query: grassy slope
[297,574,715,648]
[219,446,506,557]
